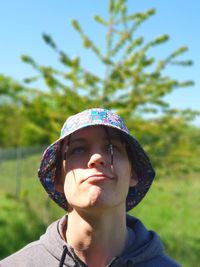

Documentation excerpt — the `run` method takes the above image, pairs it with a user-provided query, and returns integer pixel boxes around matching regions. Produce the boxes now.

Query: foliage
[128,116,200,173]
[0,74,55,146]
[0,75,27,147]
[22,0,195,116]
[0,193,46,259]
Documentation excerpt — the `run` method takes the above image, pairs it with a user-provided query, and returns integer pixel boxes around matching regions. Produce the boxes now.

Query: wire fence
[0,145,48,198]
[0,145,47,161]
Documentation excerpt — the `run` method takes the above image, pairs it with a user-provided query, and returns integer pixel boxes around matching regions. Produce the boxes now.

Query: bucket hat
[38,108,155,211]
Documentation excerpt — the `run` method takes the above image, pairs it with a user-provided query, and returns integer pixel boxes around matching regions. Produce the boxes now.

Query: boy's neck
[65,208,128,267]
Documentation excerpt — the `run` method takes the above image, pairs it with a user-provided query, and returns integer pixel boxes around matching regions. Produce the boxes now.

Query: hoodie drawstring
[59,245,68,267]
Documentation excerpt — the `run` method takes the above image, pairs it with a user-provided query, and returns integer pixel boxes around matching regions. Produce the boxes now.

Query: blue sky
[0,0,199,125]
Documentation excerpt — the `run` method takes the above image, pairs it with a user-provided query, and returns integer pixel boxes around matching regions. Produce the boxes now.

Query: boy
[1,108,180,266]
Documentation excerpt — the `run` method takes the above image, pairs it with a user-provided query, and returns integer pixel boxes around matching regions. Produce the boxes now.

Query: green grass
[0,194,47,258]
[0,154,199,266]
[132,174,200,267]
[0,153,63,220]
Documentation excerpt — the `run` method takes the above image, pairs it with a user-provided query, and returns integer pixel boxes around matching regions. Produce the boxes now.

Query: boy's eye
[68,146,86,155]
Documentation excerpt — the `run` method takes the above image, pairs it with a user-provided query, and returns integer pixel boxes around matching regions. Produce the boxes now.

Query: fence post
[15,147,22,199]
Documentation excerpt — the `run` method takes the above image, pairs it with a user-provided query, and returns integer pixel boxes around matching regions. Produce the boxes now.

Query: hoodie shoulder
[0,240,58,267]
[0,219,62,267]
[134,254,181,267]
[123,215,181,267]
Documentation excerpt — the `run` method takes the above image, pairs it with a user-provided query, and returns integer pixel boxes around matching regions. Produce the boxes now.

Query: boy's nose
[87,153,106,168]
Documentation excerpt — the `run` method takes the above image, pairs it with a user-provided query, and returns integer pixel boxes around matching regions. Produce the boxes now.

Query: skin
[56,126,138,267]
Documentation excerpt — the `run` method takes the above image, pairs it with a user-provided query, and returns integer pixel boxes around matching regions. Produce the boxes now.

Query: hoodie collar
[40,215,164,266]
[40,215,79,266]
[121,215,164,264]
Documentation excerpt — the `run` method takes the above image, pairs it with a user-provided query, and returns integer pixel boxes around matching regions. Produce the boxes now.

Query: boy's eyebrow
[69,135,121,144]
[69,138,86,144]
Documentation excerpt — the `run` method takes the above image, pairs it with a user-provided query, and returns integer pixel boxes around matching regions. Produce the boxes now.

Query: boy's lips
[82,173,115,183]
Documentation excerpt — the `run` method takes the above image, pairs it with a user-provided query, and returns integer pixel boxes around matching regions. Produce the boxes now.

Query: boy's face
[60,126,137,213]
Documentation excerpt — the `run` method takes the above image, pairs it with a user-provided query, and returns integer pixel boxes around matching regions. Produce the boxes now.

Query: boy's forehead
[70,126,121,141]
[61,126,123,153]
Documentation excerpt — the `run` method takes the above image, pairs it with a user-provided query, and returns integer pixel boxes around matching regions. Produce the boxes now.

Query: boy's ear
[129,170,138,187]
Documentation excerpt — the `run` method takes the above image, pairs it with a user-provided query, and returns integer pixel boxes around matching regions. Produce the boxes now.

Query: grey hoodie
[0,215,181,267]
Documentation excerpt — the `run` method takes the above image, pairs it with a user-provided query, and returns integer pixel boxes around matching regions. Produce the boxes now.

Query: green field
[0,153,199,266]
